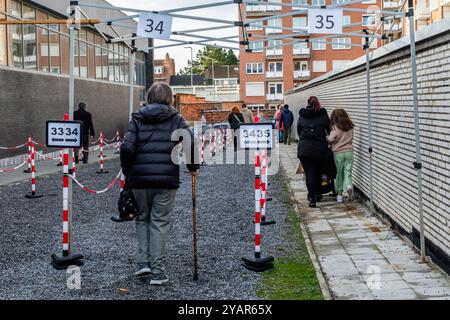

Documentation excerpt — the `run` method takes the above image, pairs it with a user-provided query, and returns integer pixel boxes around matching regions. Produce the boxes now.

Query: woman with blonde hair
[327,109,355,203]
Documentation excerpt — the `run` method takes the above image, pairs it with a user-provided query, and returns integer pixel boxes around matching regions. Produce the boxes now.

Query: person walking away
[280,104,294,145]
[241,104,254,123]
[274,105,283,143]
[297,96,330,208]
[121,82,200,285]
[327,109,354,203]
[73,101,95,164]
[228,106,245,152]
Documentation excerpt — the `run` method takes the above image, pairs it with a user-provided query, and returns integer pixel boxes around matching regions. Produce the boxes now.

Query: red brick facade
[154,53,175,83]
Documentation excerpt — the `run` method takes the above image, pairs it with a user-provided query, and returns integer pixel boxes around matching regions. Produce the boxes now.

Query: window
[268,82,283,94]
[154,66,164,74]
[332,60,351,70]
[42,24,59,35]
[362,15,377,27]
[268,62,282,72]
[294,61,308,71]
[343,16,351,26]
[332,38,351,49]
[249,41,264,52]
[246,82,265,97]
[294,42,308,50]
[267,40,282,55]
[22,5,37,70]
[247,20,263,30]
[246,62,263,74]
[313,60,327,72]
[362,37,378,49]
[267,18,282,34]
[312,39,326,50]
[311,0,325,5]
[333,0,351,4]
[292,0,308,7]
[293,17,307,31]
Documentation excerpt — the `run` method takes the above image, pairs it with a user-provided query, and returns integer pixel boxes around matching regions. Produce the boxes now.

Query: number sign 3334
[137,12,173,40]
[307,9,343,34]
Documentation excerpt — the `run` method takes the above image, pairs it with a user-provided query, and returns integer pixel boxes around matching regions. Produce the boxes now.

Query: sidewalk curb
[281,162,333,300]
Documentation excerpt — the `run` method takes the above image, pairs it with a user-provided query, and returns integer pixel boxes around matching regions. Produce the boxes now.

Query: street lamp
[184,46,193,91]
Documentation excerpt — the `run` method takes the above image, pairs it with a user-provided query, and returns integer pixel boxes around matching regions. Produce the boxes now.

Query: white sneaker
[337,195,344,203]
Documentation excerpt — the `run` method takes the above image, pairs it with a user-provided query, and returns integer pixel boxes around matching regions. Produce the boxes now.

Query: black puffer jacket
[297,107,330,159]
[120,104,199,189]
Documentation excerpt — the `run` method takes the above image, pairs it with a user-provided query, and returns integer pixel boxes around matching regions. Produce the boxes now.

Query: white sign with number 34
[137,12,173,40]
[307,9,343,34]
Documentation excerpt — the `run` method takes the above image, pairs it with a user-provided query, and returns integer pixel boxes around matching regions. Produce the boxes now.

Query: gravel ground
[0,156,292,300]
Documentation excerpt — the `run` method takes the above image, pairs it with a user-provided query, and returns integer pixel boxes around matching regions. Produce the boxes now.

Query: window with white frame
[312,60,327,72]
[267,40,283,54]
[154,66,164,74]
[267,18,282,34]
[312,39,326,50]
[333,0,351,4]
[247,20,263,30]
[246,82,265,97]
[362,14,377,27]
[292,0,308,7]
[294,61,308,71]
[249,41,264,52]
[40,43,60,57]
[42,24,59,35]
[343,15,351,27]
[268,62,283,72]
[293,17,307,31]
[362,0,377,4]
[294,42,308,50]
[332,38,351,49]
[268,82,283,94]
[246,62,264,74]
[311,0,325,5]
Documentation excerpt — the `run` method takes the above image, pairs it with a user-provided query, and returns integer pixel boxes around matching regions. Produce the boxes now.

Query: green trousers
[334,151,353,194]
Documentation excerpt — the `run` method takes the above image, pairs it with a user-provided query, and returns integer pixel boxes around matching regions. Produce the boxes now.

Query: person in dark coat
[280,104,294,145]
[73,101,95,164]
[120,82,200,285]
[297,96,331,208]
[228,106,245,151]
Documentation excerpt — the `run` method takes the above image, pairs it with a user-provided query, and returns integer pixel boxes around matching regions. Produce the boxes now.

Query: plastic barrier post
[114,130,120,154]
[96,131,109,174]
[242,148,274,272]
[25,144,43,199]
[51,114,83,269]
[260,150,275,225]
[23,136,32,173]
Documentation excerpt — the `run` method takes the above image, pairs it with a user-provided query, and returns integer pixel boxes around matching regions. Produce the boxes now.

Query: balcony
[293,48,310,56]
[294,70,311,79]
[384,23,402,32]
[266,71,283,78]
[383,1,401,8]
[441,0,450,6]
[266,49,283,56]
[266,93,283,101]
[245,3,282,14]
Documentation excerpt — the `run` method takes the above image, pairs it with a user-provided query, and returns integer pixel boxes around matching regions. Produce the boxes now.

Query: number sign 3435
[307,9,343,34]
[137,12,173,40]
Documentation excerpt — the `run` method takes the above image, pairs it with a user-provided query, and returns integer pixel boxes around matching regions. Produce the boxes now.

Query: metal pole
[364,34,374,216]
[407,0,426,261]
[185,46,193,90]
[68,22,75,254]
[129,51,136,121]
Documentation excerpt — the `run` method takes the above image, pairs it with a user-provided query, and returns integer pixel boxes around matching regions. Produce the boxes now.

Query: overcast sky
[106,0,239,73]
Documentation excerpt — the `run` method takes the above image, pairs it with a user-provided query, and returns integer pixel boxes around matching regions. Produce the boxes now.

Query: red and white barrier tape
[0,142,28,150]
[70,170,121,194]
[0,160,28,173]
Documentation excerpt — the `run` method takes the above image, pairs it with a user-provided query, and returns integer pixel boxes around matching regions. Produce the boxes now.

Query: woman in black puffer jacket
[120,82,199,285]
[297,96,330,208]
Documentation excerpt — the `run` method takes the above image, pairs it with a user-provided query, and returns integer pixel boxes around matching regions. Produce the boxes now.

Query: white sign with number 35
[137,12,173,40]
[307,9,343,34]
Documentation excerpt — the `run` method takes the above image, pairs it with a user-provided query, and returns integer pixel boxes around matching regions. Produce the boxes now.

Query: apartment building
[239,0,386,109]
[154,53,175,83]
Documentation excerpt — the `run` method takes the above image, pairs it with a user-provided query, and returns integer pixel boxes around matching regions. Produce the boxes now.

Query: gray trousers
[132,188,177,274]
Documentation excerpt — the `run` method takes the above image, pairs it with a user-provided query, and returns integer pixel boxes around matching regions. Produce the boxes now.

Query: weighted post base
[56,163,63,167]
[51,253,84,270]
[242,256,274,272]
[266,197,273,202]
[23,169,31,173]
[261,220,276,226]
[96,170,109,174]
[25,194,44,199]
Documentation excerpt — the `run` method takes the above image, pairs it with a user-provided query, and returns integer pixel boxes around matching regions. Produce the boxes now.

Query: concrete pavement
[279,144,450,300]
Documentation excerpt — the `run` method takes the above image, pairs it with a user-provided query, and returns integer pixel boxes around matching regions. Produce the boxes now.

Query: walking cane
[192,174,199,281]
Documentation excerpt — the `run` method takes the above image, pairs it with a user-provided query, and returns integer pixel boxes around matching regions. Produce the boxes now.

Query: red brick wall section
[203,111,230,124]
[180,103,221,122]
[222,101,244,112]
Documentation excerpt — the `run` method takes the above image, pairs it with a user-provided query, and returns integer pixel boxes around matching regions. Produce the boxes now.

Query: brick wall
[0,67,143,158]
[285,19,450,272]
[222,101,243,111]
[203,111,230,124]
